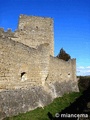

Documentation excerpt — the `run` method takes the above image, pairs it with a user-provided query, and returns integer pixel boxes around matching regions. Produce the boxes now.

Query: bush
[56,48,71,61]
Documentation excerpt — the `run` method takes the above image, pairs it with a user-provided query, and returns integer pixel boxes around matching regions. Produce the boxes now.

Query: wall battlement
[0,14,79,119]
[0,28,14,38]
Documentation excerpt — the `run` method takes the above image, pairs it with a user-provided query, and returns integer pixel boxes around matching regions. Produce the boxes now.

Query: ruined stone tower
[13,15,54,56]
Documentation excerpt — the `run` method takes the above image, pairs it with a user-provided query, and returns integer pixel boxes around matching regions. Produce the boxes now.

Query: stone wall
[47,56,77,82]
[12,15,54,56]
[45,56,79,98]
[0,86,52,119]
[0,81,79,119]
[0,37,50,90]
[0,36,79,119]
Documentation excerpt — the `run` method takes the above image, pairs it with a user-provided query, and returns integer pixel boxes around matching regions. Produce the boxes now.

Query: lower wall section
[0,80,79,119]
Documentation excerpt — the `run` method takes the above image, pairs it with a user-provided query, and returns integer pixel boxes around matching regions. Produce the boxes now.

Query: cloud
[87,70,90,73]
[77,66,85,69]
[77,66,90,76]
[86,66,90,69]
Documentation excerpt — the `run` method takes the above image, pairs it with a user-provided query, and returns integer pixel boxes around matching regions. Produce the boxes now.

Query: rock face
[0,15,79,119]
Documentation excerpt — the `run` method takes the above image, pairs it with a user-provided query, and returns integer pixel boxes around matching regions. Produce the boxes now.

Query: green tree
[57,48,71,61]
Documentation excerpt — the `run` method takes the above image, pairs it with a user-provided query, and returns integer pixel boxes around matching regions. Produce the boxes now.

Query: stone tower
[13,15,54,56]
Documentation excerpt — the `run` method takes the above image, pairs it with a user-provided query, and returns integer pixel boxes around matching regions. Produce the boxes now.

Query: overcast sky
[0,0,90,76]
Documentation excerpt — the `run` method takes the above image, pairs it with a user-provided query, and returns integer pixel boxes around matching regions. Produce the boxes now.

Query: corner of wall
[70,58,76,81]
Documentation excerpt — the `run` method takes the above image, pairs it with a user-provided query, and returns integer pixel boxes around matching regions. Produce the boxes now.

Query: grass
[4,92,81,120]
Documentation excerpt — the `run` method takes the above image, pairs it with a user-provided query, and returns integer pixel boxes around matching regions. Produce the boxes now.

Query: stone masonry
[0,15,79,119]
[13,15,54,56]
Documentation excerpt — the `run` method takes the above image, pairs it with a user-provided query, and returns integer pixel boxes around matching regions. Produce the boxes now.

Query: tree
[56,48,71,61]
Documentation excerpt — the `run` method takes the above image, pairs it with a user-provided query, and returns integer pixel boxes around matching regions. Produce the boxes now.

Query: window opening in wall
[68,73,70,77]
[21,72,26,77]
[36,26,38,29]
[21,72,27,81]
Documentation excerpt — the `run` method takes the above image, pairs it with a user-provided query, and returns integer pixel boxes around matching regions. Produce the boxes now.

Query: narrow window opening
[36,26,38,29]
[21,72,26,77]
[68,73,70,77]
[21,72,27,81]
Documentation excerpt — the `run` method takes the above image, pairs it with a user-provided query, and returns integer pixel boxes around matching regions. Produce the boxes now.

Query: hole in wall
[68,73,70,77]
[36,26,38,29]
[21,72,26,77]
[21,72,27,81]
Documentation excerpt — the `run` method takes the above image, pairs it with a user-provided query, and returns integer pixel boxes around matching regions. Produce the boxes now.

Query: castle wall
[0,15,79,119]
[0,78,79,120]
[0,37,50,90]
[47,56,77,82]
[12,15,54,56]
[0,28,14,38]
[45,56,78,97]
[0,87,53,119]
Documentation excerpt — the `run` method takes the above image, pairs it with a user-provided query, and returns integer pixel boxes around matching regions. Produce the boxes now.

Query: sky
[0,0,90,76]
